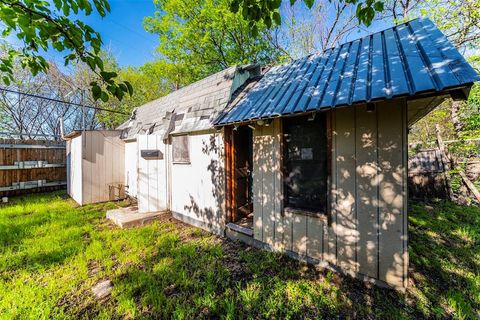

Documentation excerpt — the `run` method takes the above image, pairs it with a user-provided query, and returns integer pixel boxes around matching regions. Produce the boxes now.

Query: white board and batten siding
[169,131,226,235]
[67,134,83,205]
[67,131,125,205]
[252,101,408,289]
[124,141,138,198]
[137,135,167,213]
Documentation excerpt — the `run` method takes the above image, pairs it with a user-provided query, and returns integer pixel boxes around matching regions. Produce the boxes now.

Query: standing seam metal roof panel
[215,18,480,125]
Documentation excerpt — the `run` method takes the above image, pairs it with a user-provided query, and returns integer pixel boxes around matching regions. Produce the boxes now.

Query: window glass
[172,135,190,163]
[283,114,328,212]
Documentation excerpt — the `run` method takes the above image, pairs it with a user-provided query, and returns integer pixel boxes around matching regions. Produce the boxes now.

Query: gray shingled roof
[120,65,255,139]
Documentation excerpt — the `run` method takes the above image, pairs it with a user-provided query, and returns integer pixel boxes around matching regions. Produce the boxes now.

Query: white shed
[66,130,125,205]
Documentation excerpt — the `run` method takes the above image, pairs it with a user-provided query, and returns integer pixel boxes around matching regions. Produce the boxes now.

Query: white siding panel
[137,135,149,213]
[170,132,225,233]
[124,141,138,197]
[67,136,83,205]
[137,134,167,213]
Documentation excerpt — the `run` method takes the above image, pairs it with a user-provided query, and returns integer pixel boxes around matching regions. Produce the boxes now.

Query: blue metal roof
[216,18,480,125]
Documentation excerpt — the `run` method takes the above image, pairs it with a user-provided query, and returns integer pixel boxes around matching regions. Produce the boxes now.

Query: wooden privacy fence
[408,148,448,199]
[0,139,66,197]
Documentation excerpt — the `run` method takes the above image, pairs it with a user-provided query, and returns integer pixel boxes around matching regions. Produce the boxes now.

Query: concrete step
[225,222,254,245]
[106,207,167,228]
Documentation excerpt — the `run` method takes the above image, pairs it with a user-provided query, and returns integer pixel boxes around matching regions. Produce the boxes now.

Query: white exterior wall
[124,141,138,198]
[82,131,125,205]
[67,135,83,205]
[66,131,125,206]
[169,131,225,235]
[137,135,167,213]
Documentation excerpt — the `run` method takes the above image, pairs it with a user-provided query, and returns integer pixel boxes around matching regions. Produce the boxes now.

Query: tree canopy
[230,0,385,35]
[144,0,283,83]
[0,0,131,101]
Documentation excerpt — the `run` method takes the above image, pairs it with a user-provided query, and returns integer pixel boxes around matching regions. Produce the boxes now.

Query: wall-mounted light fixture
[307,112,316,121]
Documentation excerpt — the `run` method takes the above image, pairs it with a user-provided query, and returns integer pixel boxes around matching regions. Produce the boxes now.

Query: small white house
[66,130,125,205]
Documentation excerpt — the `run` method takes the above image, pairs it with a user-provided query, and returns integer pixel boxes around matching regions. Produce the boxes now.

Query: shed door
[137,135,167,213]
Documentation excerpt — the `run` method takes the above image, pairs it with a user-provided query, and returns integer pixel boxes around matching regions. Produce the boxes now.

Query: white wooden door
[137,135,167,213]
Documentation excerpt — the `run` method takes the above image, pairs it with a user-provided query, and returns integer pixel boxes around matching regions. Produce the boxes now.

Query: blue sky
[80,0,159,67]
[2,0,159,69]
[1,0,402,70]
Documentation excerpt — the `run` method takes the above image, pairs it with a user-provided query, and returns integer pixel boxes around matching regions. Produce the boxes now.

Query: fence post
[435,124,454,200]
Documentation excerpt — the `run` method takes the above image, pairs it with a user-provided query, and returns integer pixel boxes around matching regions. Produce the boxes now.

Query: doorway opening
[225,125,254,233]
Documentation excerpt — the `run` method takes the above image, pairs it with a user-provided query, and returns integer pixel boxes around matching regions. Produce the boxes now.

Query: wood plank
[157,136,166,209]
[377,100,405,288]
[334,107,357,271]
[262,124,275,246]
[148,135,159,212]
[402,101,409,289]
[224,127,233,223]
[83,132,92,204]
[95,132,106,203]
[326,109,336,264]
[252,126,264,241]
[355,104,378,278]
[307,216,324,260]
[273,119,284,250]
[292,214,307,255]
[137,135,149,213]
[283,209,293,251]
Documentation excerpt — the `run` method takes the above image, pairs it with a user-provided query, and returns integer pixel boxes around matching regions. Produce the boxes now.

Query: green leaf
[304,0,314,9]
[2,76,11,86]
[251,24,259,37]
[230,0,239,13]
[100,71,117,81]
[272,11,281,25]
[125,81,133,96]
[264,15,272,28]
[92,85,102,100]
[100,91,109,102]
[374,1,384,12]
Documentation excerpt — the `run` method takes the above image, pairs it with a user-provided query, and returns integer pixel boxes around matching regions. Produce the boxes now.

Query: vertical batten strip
[355,104,378,278]
[334,107,356,270]
[402,99,409,289]
[377,100,405,288]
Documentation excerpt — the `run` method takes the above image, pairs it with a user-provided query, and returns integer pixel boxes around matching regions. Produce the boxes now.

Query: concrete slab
[106,207,167,228]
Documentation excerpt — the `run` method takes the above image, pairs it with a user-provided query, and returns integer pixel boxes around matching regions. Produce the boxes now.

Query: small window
[283,114,328,213]
[172,135,190,163]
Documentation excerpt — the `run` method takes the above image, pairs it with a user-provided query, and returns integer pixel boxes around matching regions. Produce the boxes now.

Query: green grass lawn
[0,191,478,319]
